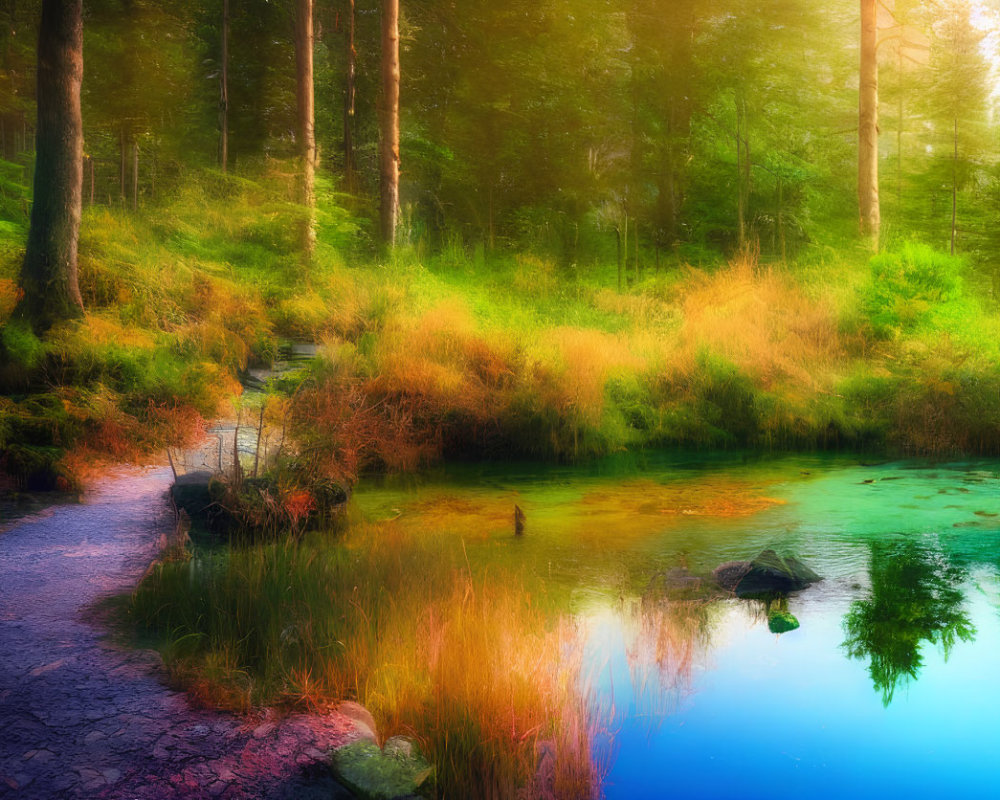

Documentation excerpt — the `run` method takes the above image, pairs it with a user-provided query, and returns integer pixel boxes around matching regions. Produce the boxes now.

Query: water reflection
[842,538,976,705]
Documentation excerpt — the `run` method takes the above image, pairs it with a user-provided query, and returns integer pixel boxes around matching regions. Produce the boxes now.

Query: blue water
[357,455,1000,797]
[587,461,1000,799]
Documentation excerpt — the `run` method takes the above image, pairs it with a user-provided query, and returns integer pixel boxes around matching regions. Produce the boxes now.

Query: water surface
[355,454,1000,798]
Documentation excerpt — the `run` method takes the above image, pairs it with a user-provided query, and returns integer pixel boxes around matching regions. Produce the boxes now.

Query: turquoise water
[356,455,1000,797]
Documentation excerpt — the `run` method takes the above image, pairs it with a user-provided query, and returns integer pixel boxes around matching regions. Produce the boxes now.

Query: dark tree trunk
[219,0,229,172]
[17,0,84,332]
[344,0,356,191]
[295,0,316,260]
[380,0,400,246]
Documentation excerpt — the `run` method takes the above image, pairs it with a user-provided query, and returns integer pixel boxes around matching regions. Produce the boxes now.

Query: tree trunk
[951,116,957,256]
[295,0,316,260]
[616,227,623,293]
[380,0,400,246]
[119,127,126,204]
[131,138,139,211]
[736,96,745,247]
[343,0,356,190]
[17,0,84,332]
[859,0,880,250]
[219,0,229,172]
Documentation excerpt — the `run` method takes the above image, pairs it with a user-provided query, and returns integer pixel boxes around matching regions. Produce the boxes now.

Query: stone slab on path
[0,465,358,799]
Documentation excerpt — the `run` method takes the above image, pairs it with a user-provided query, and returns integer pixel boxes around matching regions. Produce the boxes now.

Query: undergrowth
[3,161,1000,491]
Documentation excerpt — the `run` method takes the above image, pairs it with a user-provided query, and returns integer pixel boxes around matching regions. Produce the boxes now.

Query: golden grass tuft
[677,254,843,391]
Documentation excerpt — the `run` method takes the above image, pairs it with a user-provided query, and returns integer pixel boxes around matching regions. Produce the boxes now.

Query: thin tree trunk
[897,45,903,214]
[736,96,745,248]
[16,0,84,331]
[344,0,355,190]
[634,217,639,283]
[88,153,94,206]
[295,0,316,260]
[859,0,880,250]
[380,0,400,246]
[616,227,623,293]
[951,116,957,256]
[119,127,126,204]
[219,0,229,172]
[131,139,138,211]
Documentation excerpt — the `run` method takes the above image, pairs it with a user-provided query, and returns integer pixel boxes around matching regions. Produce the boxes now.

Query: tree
[296,0,317,260]
[220,0,229,172]
[928,0,988,255]
[843,539,974,706]
[343,0,357,191]
[859,0,880,249]
[16,0,83,332]
[380,0,399,246]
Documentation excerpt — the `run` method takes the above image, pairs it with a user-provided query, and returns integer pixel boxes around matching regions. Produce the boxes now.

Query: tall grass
[130,523,605,798]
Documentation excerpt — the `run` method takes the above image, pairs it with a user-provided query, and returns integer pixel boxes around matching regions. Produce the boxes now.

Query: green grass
[130,522,600,798]
[3,161,1000,488]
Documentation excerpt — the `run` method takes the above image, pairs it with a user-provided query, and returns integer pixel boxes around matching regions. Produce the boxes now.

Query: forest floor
[0,464,361,800]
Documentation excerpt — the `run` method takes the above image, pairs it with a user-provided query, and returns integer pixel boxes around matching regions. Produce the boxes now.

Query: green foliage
[843,539,975,706]
[859,243,965,338]
[1,320,44,369]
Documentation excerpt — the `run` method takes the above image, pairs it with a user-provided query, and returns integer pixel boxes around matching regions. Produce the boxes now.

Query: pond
[354,453,1000,798]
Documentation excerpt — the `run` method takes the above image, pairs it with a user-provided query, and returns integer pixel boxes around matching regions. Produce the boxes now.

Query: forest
[3,1,1000,799]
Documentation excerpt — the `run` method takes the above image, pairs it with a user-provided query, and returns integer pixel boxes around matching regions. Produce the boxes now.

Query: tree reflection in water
[842,539,976,706]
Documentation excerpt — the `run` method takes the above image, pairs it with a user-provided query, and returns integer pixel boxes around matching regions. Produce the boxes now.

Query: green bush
[860,243,965,339]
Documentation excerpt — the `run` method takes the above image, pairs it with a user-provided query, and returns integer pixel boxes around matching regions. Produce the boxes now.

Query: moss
[768,609,800,634]
[331,740,433,800]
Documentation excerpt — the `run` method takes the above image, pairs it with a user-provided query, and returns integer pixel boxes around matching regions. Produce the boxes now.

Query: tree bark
[17,0,84,331]
[380,0,400,246]
[295,0,316,260]
[343,0,356,191]
[219,0,229,172]
[951,116,957,256]
[859,0,880,250]
[131,138,139,210]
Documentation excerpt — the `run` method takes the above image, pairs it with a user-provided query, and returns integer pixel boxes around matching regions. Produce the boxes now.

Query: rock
[331,739,433,800]
[767,609,800,634]
[170,471,214,516]
[383,736,414,759]
[336,701,378,744]
[713,561,751,592]
[733,550,822,598]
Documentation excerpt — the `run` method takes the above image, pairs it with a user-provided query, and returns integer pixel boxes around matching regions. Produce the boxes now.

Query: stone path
[0,465,357,799]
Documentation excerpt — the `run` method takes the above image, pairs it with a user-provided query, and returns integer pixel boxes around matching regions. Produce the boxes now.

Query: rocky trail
[0,465,358,799]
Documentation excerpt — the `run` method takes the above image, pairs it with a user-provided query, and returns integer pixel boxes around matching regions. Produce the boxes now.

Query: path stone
[0,466,359,799]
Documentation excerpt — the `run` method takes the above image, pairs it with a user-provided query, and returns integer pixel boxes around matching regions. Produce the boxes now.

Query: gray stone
[336,701,378,744]
[734,550,822,598]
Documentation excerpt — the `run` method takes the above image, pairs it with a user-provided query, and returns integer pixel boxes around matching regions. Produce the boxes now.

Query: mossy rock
[768,609,800,634]
[331,739,433,800]
[734,549,822,599]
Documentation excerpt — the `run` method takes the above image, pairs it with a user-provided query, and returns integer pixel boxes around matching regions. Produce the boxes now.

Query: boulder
[170,471,214,516]
[331,739,433,800]
[733,549,821,598]
[713,561,751,593]
[336,701,378,744]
